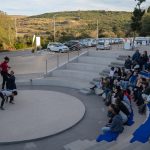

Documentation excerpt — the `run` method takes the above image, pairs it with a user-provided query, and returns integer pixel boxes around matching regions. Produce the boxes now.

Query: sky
[1,0,150,16]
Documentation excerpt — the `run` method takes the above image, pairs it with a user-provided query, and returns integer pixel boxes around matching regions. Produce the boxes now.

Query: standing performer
[0,56,11,89]
[0,90,18,110]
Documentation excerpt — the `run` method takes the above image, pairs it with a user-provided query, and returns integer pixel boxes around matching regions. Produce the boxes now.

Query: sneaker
[10,101,15,104]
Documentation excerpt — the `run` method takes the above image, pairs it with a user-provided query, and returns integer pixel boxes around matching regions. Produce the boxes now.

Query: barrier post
[46,59,48,75]
[67,51,69,62]
[57,53,59,67]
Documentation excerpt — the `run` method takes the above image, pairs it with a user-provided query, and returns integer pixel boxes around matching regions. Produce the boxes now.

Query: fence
[0,48,90,82]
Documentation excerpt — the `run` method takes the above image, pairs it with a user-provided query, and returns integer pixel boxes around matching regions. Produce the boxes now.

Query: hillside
[16,10,132,39]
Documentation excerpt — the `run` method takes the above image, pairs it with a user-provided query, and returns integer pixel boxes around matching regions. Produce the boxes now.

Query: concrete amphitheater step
[66,63,108,73]
[64,139,96,150]
[31,77,92,89]
[117,55,128,61]
[99,72,109,77]
[78,56,122,66]
[120,142,142,150]
[79,88,93,95]
[99,69,110,77]
[85,141,116,150]
[88,51,122,58]
[51,69,100,81]
[109,61,125,68]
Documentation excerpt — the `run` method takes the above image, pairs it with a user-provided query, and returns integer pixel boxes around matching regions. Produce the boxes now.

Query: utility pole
[53,15,57,42]
[15,18,17,39]
[97,19,99,39]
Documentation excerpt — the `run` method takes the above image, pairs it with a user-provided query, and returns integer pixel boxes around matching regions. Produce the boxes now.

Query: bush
[14,43,25,49]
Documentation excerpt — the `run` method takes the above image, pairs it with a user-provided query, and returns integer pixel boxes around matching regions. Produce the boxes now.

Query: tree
[141,13,150,35]
[130,0,146,48]
[0,11,15,50]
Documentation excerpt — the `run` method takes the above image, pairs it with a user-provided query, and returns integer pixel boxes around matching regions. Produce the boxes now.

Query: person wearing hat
[0,56,11,89]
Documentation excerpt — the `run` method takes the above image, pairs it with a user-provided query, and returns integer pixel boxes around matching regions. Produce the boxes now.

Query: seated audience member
[102,104,124,133]
[115,98,130,124]
[142,51,149,69]
[124,56,132,70]
[109,67,115,78]
[102,77,112,98]
[113,86,123,101]
[129,71,138,88]
[123,89,132,106]
[0,90,18,110]
[132,50,141,62]
[114,67,121,78]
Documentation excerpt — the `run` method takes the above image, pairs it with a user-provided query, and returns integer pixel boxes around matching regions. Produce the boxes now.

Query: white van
[96,41,111,50]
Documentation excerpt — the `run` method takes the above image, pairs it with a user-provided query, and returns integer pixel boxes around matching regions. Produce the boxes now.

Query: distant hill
[16,10,132,39]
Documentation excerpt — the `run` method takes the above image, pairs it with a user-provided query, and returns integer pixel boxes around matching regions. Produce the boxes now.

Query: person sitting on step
[102,104,124,134]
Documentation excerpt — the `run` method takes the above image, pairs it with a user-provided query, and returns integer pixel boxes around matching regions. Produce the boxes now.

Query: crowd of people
[0,56,17,110]
[91,49,150,134]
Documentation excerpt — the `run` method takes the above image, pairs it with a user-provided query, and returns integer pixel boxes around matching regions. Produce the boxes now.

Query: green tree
[130,0,146,47]
[0,11,15,50]
[141,13,150,35]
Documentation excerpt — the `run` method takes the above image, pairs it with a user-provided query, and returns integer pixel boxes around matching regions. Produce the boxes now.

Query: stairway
[29,50,127,91]
[63,102,147,150]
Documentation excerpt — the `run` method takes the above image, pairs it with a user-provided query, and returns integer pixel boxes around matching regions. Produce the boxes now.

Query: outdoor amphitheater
[0,45,150,150]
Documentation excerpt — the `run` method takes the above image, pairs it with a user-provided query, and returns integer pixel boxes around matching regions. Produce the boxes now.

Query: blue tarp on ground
[96,131,120,142]
[130,103,150,143]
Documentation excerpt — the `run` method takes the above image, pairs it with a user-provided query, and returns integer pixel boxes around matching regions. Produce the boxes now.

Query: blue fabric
[127,111,134,126]
[140,71,150,78]
[130,103,150,143]
[96,131,120,142]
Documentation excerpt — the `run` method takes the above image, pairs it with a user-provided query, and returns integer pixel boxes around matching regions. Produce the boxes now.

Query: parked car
[47,43,69,52]
[96,42,111,50]
[79,38,96,47]
[64,40,81,51]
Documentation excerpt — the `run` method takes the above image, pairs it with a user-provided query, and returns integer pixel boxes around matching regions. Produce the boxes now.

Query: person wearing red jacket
[0,56,11,89]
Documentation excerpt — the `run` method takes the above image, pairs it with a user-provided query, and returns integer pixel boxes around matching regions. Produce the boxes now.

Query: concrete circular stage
[0,90,85,144]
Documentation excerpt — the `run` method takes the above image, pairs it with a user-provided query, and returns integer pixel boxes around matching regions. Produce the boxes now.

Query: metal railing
[0,47,90,82]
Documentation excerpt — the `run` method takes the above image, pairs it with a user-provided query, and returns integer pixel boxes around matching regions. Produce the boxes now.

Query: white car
[96,42,111,50]
[47,43,69,52]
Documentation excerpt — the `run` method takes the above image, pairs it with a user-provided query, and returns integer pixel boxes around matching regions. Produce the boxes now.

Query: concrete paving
[0,90,85,144]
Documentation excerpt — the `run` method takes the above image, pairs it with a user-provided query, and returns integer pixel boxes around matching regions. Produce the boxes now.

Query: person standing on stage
[0,56,11,89]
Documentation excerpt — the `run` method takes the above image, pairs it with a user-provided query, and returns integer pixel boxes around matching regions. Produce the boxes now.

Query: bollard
[57,53,59,67]
[67,51,69,62]
[46,59,48,75]
[78,49,80,56]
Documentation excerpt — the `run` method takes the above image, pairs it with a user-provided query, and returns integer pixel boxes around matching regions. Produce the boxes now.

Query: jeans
[120,80,129,90]
[1,71,8,89]
[0,92,5,108]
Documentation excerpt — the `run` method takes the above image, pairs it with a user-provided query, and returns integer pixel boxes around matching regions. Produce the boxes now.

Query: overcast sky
[1,0,150,16]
